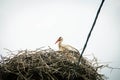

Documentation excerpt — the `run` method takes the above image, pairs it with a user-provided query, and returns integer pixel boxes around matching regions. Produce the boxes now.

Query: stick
[77,0,105,65]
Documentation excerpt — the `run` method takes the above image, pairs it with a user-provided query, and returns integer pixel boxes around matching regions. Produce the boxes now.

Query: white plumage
[55,37,79,54]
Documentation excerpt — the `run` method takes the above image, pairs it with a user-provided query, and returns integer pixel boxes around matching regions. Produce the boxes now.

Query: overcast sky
[0,0,120,80]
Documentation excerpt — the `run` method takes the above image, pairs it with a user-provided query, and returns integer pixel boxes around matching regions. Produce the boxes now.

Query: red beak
[55,40,59,44]
[55,38,60,44]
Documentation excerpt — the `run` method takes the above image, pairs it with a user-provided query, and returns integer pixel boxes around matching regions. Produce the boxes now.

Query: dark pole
[77,0,105,65]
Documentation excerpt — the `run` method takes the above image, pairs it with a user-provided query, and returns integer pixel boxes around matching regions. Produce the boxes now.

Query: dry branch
[0,48,105,80]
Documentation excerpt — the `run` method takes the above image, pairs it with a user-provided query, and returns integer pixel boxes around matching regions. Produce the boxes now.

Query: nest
[0,48,105,80]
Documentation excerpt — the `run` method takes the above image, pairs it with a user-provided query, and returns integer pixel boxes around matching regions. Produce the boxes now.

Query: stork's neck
[58,41,63,51]
[58,41,62,47]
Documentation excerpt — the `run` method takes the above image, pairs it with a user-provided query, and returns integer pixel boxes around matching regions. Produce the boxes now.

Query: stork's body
[55,37,79,54]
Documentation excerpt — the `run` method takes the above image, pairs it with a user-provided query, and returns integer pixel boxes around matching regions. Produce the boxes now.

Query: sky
[0,0,120,80]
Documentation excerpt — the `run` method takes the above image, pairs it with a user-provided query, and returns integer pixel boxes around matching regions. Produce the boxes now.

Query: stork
[55,37,79,54]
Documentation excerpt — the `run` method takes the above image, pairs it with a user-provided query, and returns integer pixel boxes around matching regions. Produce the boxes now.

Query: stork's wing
[63,44,79,53]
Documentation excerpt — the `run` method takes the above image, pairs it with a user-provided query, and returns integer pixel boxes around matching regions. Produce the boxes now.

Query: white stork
[55,37,79,54]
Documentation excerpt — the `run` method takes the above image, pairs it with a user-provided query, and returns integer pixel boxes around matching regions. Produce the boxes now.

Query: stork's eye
[59,37,61,40]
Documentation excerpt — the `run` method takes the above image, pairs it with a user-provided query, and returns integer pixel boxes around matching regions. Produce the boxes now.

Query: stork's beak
[55,39,59,44]
[55,38,60,44]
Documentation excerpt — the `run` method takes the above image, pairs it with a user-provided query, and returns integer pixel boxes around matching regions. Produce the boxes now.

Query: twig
[77,0,105,65]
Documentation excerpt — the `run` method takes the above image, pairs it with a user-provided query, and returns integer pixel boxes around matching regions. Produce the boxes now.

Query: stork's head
[55,37,63,44]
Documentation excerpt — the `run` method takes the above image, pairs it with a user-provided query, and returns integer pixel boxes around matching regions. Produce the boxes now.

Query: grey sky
[0,0,120,80]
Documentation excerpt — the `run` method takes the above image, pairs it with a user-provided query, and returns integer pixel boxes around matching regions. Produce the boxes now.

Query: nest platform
[0,48,104,80]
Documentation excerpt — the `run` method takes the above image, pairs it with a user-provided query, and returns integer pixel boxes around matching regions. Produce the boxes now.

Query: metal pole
[77,0,105,65]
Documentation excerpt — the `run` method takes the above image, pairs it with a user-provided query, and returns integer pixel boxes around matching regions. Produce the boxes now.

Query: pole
[77,0,105,65]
